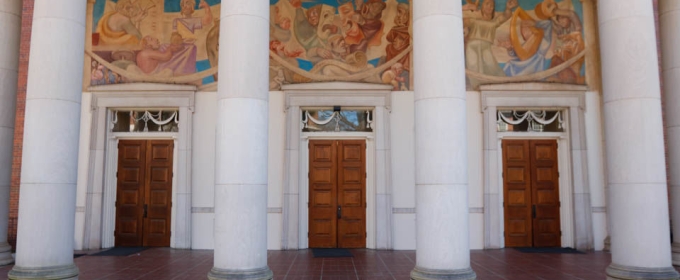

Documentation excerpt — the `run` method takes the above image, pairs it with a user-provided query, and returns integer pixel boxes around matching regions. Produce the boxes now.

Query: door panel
[143,140,174,247]
[115,140,173,247]
[503,139,561,248]
[309,141,338,248]
[116,140,146,247]
[502,140,532,247]
[337,140,366,248]
[308,140,366,248]
[530,140,561,247]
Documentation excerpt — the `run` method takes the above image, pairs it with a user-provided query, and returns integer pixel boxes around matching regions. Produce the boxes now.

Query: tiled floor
[0,248,621,279]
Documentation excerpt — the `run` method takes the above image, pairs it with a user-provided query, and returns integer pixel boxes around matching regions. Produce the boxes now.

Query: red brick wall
[9,0,34,249]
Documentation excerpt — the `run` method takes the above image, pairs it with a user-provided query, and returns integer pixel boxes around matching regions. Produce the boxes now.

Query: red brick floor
[0,248,623,279]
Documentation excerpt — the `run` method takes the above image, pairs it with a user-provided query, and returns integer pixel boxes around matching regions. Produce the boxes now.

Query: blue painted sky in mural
[270,0,409,8]
[460,0,582,19]
[93,0,221,28]
[164,0,221,13]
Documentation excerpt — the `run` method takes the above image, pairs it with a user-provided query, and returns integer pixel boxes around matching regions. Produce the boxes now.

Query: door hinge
[365,172,367,178]
[502,201,505,208]
[560,231,562,237]
[366,232,367,237]
[558,201,561,207]
[557,172,560,178]
[307,232,309,237]
[116,172,118,178]
[502,172,504,178]
[308,172,310,179]
[308,143,310,149]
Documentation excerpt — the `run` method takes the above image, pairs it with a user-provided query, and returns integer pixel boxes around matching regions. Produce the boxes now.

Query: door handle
[532,205,536,219]
[337,206,342,219]
[143,204,148,218]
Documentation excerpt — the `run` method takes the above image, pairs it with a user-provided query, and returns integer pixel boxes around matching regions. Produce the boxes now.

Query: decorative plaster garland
[497,110,563,132]
[111,110,179,132]
[302,110,373,132]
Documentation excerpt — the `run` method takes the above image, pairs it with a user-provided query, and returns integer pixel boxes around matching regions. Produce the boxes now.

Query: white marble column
[208,0,272,279]
[0,1,21,266]
[411,1,475,279]
[659,0,680,267]
[8,0,87,279]
[598,0,679,279]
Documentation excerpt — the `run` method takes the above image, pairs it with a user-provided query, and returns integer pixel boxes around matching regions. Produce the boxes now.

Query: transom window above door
[302,108,373,133]
[497,110,564,133]
[111,110,179,133]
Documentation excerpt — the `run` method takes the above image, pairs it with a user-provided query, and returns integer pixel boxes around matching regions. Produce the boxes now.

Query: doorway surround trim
[82,84,195,249]
[282,82,392,249]
[481,84,590,250]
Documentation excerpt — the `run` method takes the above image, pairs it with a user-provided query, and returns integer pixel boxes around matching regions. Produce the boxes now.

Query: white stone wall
[72,88,610,252]
[390,91,417,250]
[467,91,484,250]
[191,91,217,249]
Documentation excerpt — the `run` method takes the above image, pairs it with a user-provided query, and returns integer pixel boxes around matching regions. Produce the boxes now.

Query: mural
[88,0,221,86]
[268,0,412,91]
[462,0,586,89]
[85,0,586,90]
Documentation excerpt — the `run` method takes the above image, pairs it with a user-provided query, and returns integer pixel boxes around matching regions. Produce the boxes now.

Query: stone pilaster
[598,0,679,278]
[208,0,272,279]
[410,0,475,279]
[8,0,87,279]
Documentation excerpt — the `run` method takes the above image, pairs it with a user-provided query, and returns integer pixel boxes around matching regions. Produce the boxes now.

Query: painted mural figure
[291,1,325,53]
[500,2,555,77]
[96,0,150,46]
[135,36,177,75]
[267,0,412,89]
[174,0,214,40]
[349,0,386,54]
[549,8,585,83]
[461,0,587,88]
[385,3,410,88]
[463,0,518,88]
[162,0,214,76]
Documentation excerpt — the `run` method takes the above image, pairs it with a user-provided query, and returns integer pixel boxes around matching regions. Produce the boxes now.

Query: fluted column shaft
[659,0,680,267]
[411,1,475,279]
[0,1,22,267]
[209,0,272,279]
[598,0,679,279]
[8,0,87,279]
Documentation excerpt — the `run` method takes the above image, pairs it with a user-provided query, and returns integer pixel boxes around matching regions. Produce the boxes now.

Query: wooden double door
[115,140,174,247]
[308,140,366,248]
[503,140,561,248]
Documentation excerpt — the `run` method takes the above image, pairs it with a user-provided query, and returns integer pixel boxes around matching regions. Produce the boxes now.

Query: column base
[672,243,680,266]
[0,242,14,265]
[410,266,477,280]
[606,263,679,280]
[208,266,273,280]
[8,264,78,280]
